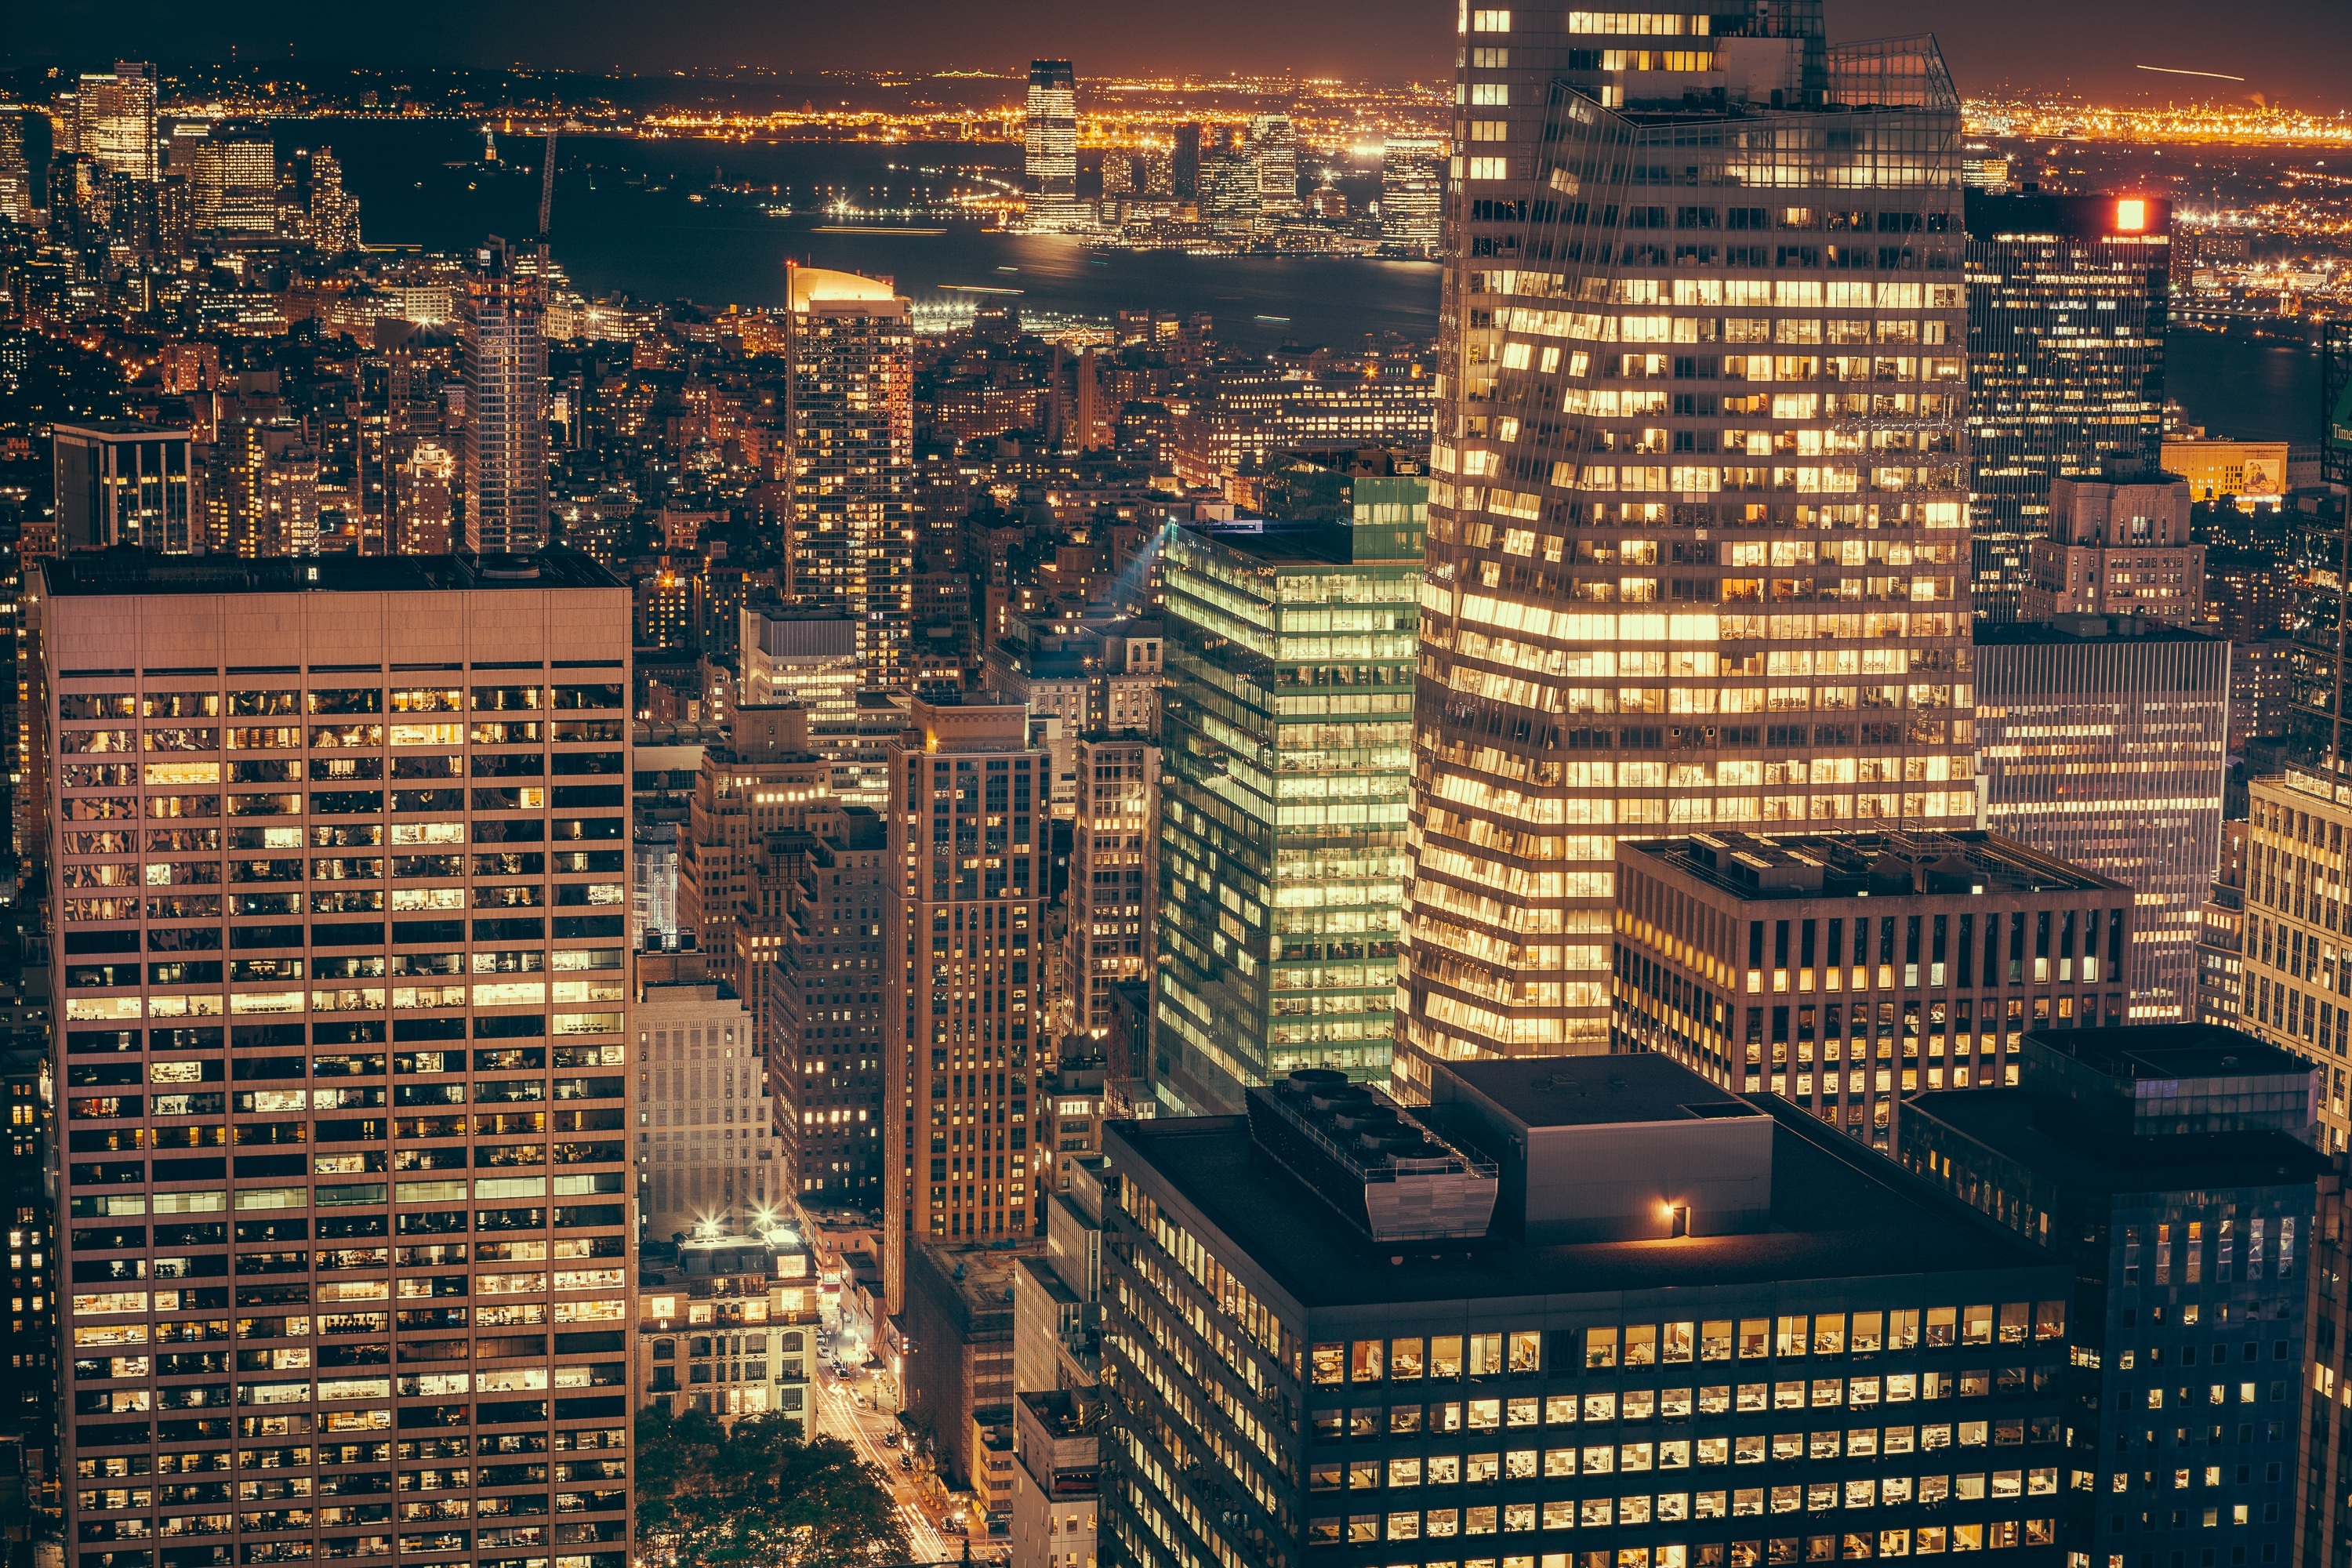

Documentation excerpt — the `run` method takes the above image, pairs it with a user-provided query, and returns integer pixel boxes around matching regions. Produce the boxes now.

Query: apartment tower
[782,267,913,688]
[461,238,550,556]
[1398,5,1973,1096]
[881,696,1049,1314]
[34,550,634,1568]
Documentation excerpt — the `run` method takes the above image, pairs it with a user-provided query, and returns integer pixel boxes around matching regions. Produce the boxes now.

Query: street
[809,1356,964,1565]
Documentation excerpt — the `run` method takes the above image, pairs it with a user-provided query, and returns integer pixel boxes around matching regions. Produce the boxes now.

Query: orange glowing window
[2114,198,2147,233]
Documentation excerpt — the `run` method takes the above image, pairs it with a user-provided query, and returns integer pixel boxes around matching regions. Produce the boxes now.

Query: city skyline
[5,0,2352,107]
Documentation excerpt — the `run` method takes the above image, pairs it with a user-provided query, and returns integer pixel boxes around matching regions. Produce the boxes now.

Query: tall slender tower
[783,267,913,688]
[75,61,157,181]
[462,237,549,555]
[1396,4,1973,1096]
[1023,62,1078,205]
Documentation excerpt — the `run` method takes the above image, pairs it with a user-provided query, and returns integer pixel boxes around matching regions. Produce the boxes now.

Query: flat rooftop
[2034,1024,2307,1086]
[1440,1055,1759,1131]
[39,547,623,597]
[1110,1105,2052,1311]
[1630,829,2119,902]
[1905,1089,2332,1196]
[1973,617,2221,648]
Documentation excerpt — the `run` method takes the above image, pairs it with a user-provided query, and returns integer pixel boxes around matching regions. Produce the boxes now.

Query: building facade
[1025,63,1079,209]
[1102,1054,2075,1568]
[33,550,634,1568]
[1974,619,2229,1021]
[1063,733,1156,1041]
[1613,829,2131,1150]
[636,1231,818,1432]
[2238,771,2352,1152]
[460,238,550,555]
[633,966,770,1241]
[1965,194,2170,622]
[782,268,913,688]
[2017,460,2202,626]
[51,422,193,554]
[1402,14,1976,1091]
[881,696,1051,1313]
[1155,506,1419,1115]
[763,805,887,1208]
[1899,1027,2327,1568]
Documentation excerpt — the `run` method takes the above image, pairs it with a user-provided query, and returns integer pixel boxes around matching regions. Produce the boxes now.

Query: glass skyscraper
[1964,193,2171,621]
[1399,5,1975,1092]
[1154,467,1424,1113]
[460,238,549,556]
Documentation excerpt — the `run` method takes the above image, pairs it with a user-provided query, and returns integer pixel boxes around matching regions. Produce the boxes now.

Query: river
[288,118,2318,434]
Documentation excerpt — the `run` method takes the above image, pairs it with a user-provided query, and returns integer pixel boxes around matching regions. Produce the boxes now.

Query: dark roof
[1973,617,2221,648]
[1443,1055,1756,1131]
[1109,1105,2056,1311]
[1905,1089,2332,1198]
[2030,1023,2306,1086]
[39,547,623,597]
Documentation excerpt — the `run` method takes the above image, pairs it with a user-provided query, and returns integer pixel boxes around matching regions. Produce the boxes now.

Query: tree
[635,1406,911,1568]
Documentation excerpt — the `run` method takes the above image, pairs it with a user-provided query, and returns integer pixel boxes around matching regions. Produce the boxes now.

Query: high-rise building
[1399,13,1975,1094]
[1247,112,1301,220]
[191,123,278,234]
[1965,193,2170,621]
[74,62,157,182]
[881,695,1050,1314]
[782,267,913,688]
[764,807,887,1206]
[1377,134,1445,257]
[1024,61,1078,213]
[2016,458,2202,625]
[2238,771,2352,1152]
[673,703,833,1010]
[1155,498,1421,1114]
[278,145,361,255]
[1974,618,2229,1020]
[461,237,550,555]
[395,442,456,555]
[0,104,35,223]
[1103,1054,2075,1568]
[31,550,635,1568]
[204,416,321,558]
[1063,732,1156,1040]
[632,957,769,1240]
[1007,1157,1105,1568]
[50,420,194,554]
[1899,1025,2326,1568]
[1613,829,2132,1151]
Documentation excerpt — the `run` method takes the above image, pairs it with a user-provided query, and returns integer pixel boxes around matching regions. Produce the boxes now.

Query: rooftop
[1109,1102,2053,1311]
[1437,1055,1759,1131]
[53,419,194,439]
[2031,1024,2306,1087]
[1904,1089,2331,1198]
[1628,829,2120,902]
[1973,615,2222,648]
[38,546,623,597]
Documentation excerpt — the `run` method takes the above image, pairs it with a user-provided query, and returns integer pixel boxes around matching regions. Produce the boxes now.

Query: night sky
[9,0,2351,107]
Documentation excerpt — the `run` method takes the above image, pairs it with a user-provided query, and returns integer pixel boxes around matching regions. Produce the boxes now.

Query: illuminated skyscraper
[0,103,38,222]
[1024,60,1078,218]
[32,550,635,1568]
[1247,112,1301,219]
[782,267,913,688]
[190,122,278,234]
[1378,134,1445,256]
[74,61,156,181]
[1965,192,2170,620]
[461,237,549,555]
[1398,6,1974,1094]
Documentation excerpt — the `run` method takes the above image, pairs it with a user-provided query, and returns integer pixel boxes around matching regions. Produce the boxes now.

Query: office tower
[1064,733,1156,1040]
[1975,618,2229,1020]
[880,695,1049,1314]
[736,606,887,804]
[1171,362,1436,487]
[1137,140,1173,198]
[74,62,157,182]
[1247,112,1301,219]
[0,1029,58,1496]
[673,703,832,1000]
[1008,1157,1104,1568]
[0,106,32,223]
[279,146,361,255]
[1966,194,2170,621]
[1100,151,1134,198]
[462,238,550,556]
[191,124,278,234]
[765,806,887,1205]
[205,417,321,558]
[1024,60,1078,220]
[31,550,634,1568]
[1154,496,1421,1114]
[1196,129,1258,235]
[633,956,768,1240]
[1400,16,1975,1094]
[1171,124,1202,199]
[2193,819,2247,1028]
[2016,458,2202,625]
[900,1240,1033,1501]
[49,421,194,554]
[1899,1025,2325,1568]
[634,1229,818,1432]
[2238,775,2352,1152]
[1378,134,1444,256]
[782,267,913,688]
[395,443,456,555]
[1613,829,2130,1149]
[1104,1054,2074,1568]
